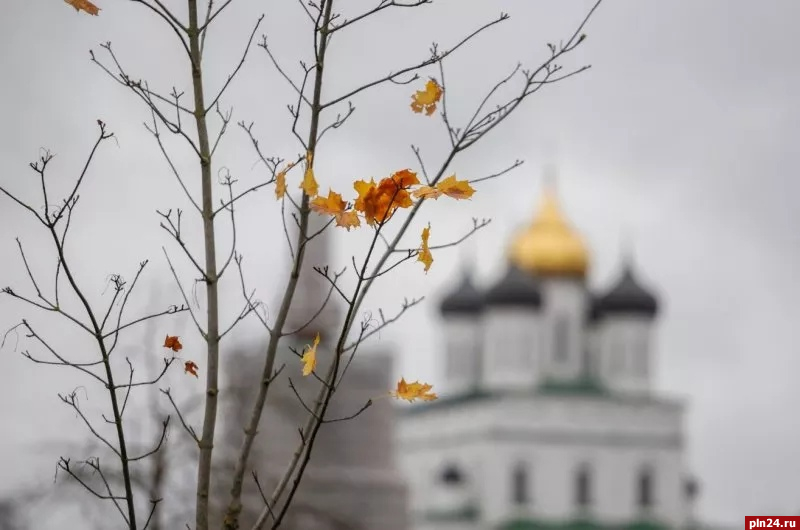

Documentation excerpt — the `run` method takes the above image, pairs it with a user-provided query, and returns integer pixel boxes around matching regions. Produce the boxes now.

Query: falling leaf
[275,162,294,200]
[418,223,433,272]
[392,377,437,402]
[410,79,443,116]
[184,361,199,377]
[311,189,362,231]
[436,175,475,200]
[336,210,361,231]
[64,0,101,15]
[300,151,318,198]
[163,335,183,353]
[412,185,443,200]
[301,333,320,376]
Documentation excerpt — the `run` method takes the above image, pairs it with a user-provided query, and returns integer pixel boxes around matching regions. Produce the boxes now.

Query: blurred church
[398,168,701,530]
[218,167,704,530]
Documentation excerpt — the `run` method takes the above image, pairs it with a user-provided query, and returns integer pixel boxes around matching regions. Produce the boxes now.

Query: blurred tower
[218,204,409,529]
[285,208,342,338]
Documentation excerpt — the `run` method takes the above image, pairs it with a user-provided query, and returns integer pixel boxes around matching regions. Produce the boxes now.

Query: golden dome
[508,184,589,277]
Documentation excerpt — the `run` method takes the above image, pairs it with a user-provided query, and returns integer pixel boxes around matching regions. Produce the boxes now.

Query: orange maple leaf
[418,223,433,272]
[163,335,183,353]
[65,0,101,15]
[275,162,295,200]
[184,360,199,377]
[436,175,475,200]
[301,333,320,376]
[410,79,443,116]
[391,377,437,403]
[300,151,318,198]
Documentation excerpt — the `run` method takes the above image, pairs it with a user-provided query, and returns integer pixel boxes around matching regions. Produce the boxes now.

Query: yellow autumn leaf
[436,175,475,200]
[410,79,443,116]
[301,333,320,376]
[311,189,362,231]
[275,162,295,200]
[310,189,347,216]
[412,185,443,200]
[300,151,318,198]
[417,223,433,273]
[391,377,437,402]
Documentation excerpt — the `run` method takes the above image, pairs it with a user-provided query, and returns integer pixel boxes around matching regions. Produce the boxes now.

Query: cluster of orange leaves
[300,334,436,403]
[163,335,199,378]
[276,163,474,273]
[65,0,100,15]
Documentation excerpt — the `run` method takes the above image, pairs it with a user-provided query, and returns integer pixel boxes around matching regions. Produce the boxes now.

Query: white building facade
[397,177,699,530]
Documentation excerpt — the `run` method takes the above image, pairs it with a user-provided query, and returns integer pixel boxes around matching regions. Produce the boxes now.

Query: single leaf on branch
[275,161,295,199]
[436,174,476,199]
[417,223,433,272]
[412,174,476,200]
[391,377,437,402]
[300,151,319,198]
[410,78,443,116]
[301,333,320,376]
[64,0,100,15]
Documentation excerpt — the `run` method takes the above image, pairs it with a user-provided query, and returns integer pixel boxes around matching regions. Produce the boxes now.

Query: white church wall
[597,315,655,395]
[585,322,602,380]
[472,439,687,528]
[442,317,483,395]
[398,393,687,529]
[482,309,541,391]
[540,279,590,382]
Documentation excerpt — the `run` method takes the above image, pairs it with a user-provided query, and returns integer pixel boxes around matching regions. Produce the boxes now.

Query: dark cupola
[595,263,658,318]
[484,265,542,308]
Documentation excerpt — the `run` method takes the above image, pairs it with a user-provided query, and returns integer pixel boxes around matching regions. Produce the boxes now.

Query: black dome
[484,265,542,308]
[440,272,484,316]
[595,265,658,318]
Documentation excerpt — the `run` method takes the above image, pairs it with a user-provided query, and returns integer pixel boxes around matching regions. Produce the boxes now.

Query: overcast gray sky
[1,0,799,527]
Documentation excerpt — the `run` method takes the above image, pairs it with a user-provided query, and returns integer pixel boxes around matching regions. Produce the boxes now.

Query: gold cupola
[508,171,589,278]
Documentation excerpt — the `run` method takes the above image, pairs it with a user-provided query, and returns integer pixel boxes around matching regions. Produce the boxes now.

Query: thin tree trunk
[186,1,221,528]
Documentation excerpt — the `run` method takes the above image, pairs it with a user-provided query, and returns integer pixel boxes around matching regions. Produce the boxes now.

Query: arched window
[575,464,592,507]
[554,315,569,363]
[637,466,655,508]
[512,463,530,505]
[440,464,464,486]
